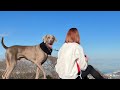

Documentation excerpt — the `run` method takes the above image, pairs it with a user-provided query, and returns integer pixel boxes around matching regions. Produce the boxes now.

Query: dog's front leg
[35,67,40,79]
[36,63,47,79]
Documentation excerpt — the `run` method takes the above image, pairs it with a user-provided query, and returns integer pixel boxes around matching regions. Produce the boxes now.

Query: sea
[88,59,120,74]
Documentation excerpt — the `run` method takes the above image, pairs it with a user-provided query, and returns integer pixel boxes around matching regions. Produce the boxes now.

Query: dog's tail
[1,37,8,49]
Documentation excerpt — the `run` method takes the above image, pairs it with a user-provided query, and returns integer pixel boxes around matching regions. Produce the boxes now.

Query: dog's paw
[43,77,47,79]
[2,75,5,79]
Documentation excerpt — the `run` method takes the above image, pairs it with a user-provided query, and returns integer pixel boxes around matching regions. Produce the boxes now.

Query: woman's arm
[74,46,88,71]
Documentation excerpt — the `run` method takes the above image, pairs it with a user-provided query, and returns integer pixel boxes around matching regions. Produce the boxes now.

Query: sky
[0,11,120,62]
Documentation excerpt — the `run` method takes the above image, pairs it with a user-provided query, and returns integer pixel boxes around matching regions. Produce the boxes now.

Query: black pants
[80,65,105,79]
[60,65,105,79]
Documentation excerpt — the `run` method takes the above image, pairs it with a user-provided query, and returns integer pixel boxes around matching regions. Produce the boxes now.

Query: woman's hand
[85,55,88,62]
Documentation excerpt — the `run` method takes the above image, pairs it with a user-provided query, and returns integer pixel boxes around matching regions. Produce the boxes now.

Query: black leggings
[80,65,105,79]
[60,65,105,79]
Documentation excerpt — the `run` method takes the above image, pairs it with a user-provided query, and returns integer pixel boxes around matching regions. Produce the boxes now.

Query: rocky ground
[0,56,59,79]
[0,56,120,79]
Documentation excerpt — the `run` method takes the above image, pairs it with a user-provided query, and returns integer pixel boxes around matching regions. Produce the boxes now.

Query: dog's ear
[53,36,57,42]
[42,35,47,43]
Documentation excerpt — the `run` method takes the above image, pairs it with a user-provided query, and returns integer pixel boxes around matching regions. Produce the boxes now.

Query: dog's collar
[40,42,52,55]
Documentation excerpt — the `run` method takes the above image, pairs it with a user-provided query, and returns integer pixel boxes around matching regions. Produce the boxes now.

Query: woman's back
[55,43,83,79]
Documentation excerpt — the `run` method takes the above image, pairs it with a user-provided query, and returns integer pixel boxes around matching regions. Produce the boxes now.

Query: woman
[55,28,105,79]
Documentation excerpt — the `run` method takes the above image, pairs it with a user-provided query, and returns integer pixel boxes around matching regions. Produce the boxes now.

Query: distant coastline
[89,59,120,74]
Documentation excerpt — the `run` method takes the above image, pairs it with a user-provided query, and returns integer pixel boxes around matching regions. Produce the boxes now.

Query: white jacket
[55,43,88,79]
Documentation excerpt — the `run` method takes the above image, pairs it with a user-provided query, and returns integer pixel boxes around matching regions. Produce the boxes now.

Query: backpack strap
[76,60,82,79]
[76,61,80,74]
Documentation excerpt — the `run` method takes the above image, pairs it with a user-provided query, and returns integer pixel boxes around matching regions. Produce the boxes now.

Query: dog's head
[42,34,57,49]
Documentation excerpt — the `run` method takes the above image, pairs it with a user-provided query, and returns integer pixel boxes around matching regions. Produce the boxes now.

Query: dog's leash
[53,49,59,51]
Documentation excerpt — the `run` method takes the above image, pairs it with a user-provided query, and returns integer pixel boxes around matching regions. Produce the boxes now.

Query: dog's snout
[50,39,53,42]
[49,40,53,45]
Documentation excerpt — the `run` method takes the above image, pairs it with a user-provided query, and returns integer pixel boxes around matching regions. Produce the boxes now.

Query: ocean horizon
[89,59,120,74]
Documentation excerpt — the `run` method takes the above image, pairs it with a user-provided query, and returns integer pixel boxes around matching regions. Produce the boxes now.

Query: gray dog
[1,35,57,79]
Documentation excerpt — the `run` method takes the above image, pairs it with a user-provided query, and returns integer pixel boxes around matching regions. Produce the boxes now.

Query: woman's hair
[65,28,80,44]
